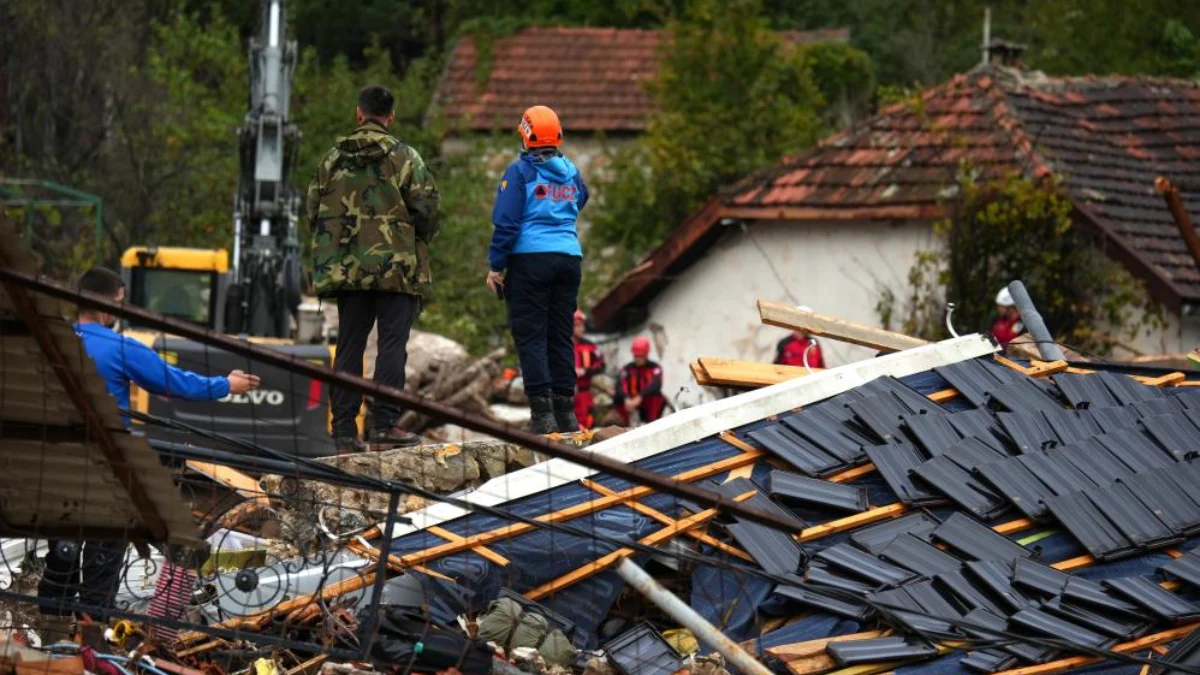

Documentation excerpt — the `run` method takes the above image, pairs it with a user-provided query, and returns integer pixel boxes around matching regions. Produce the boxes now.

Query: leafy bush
[881,171,1165,354]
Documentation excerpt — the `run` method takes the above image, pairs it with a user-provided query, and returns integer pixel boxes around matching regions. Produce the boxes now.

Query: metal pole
[1006,280,1065,361]
[614,558,775,675]
[0,266,801,534]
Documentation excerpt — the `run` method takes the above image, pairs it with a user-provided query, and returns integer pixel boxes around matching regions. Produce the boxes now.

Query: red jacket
[775,335,825,369]
[992,317,1024,347]
[574,337,605,392]
[615,361,664,403]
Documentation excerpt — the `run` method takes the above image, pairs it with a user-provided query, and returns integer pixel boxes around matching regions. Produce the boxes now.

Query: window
[129,268,217,329]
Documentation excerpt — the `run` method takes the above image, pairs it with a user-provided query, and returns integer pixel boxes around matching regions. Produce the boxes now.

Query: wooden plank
[766,630,888,661]
[392,449,765,569]
[994,519,1035,536]
[991,624,1200,675]
[1135,372,1187,387]
[581,479,754,562]
[427,526,511,567]
[827,464,877,484]
[798,504,908,543]
[928,389,959,403]
[759,301,929,353]
[523,490,756,601]
[996,356,1069,377]
[185,461,269,505]
[1051,555,1095,571]
[692,362,716,386]
[696,356,817,388]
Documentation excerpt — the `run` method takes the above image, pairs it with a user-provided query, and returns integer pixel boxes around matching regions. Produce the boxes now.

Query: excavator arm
[227,0,303,338]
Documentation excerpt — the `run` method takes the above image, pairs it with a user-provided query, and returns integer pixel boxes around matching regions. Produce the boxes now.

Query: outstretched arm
[120,339,233,401]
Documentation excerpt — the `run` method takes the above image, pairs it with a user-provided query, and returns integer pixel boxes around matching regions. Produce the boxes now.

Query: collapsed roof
[276,325,1200,675]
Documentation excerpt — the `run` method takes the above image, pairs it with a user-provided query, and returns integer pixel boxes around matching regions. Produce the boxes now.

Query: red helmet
[574,310,586,324]
[518,105,563,148]
[631,337,651,358]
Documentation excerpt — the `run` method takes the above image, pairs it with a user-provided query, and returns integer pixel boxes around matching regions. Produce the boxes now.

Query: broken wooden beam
[991,623,1200,675]
[762,630,888,669]
[523,490,756,601]
[582,479,754,562]
[758,300,929,353]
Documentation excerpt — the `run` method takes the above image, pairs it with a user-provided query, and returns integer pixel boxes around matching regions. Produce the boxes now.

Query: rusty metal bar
[1156,177,1200,272]
[615,558,775,675]
[0,279,170,541]
[0,267,799,533]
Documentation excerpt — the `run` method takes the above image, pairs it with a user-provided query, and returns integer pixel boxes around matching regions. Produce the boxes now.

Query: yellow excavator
[120,0,342,457]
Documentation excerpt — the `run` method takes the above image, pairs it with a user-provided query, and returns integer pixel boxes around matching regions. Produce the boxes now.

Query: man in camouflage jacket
[307,84,440,453]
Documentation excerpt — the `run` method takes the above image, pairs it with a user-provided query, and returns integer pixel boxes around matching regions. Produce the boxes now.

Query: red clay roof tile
[432,26,849,133]
[591,67,1200,329]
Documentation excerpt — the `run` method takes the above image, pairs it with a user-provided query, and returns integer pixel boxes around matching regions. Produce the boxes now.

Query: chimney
[985,38,1028,69]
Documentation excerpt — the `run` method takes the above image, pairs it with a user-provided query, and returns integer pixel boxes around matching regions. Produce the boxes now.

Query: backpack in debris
[476,598,575,667]
[364,607,495,675]
[537,629,575,669]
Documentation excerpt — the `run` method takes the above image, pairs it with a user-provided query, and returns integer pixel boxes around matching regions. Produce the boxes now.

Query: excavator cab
[121,246,229,332]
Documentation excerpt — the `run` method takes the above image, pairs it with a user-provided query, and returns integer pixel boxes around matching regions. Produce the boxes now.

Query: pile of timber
[360,324,507,433]
[397,347,507,432]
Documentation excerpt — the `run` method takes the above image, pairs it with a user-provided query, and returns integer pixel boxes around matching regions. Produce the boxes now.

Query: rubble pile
[259,434,594,550]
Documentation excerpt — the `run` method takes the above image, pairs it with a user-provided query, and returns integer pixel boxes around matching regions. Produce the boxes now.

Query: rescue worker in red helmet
[486,105,590,434]
[991,287,1024,348]
[572,311,605,429]
[613,337,666,427]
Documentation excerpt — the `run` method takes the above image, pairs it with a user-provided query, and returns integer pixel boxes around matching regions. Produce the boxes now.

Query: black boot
[552,394,580,433]
[529,395,558,434]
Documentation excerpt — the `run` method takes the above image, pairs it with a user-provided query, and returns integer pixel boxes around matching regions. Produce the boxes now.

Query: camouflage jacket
[306,122,440,297]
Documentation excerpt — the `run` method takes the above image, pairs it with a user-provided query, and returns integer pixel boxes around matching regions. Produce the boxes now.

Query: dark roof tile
[592,67,1200,329]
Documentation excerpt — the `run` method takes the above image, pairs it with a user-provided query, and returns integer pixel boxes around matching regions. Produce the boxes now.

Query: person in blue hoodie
[487,105,589,434]
[36,267,259,626]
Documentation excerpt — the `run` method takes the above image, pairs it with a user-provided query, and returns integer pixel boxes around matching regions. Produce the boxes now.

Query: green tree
[887,172,1164,354]
[587,0,828,283]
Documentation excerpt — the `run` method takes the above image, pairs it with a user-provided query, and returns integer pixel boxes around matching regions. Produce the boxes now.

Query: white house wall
[603,219,937,409]
[1109,305,1200,357]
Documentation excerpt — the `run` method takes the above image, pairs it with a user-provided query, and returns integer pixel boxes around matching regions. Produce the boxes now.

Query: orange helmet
[631,337,651,358]
[518,105,563,148]
[574,310,586,324]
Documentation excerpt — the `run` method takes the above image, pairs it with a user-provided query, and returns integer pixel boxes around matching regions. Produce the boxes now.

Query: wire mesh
[2,269,1200,675]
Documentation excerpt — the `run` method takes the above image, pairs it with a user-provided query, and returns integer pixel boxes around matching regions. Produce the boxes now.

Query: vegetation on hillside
[2,0,1197,351]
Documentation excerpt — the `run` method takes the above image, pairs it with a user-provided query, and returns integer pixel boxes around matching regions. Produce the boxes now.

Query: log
[394,348,505,432]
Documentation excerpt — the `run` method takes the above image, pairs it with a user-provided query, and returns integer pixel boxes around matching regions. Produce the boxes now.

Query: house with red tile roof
[589,55,1200,405]
[430,26,850,172]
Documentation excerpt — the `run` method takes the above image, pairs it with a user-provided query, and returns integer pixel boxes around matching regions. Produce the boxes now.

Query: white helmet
[995,287,1015,307]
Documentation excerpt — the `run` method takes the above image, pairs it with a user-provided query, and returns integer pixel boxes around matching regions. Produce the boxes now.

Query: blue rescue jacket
[489,150,589,271]
[75,322,231,424]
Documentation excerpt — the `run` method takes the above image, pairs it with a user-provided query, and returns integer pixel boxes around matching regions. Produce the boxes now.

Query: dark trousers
[332,291,419,437]
[37,540,125,617]
[506,253,582,398]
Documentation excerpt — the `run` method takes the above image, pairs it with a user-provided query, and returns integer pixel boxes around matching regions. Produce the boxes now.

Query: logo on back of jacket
[533,184,578,202]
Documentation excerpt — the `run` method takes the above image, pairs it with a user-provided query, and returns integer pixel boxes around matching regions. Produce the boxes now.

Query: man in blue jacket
[486,105,589,434]
[37,267,259,625]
